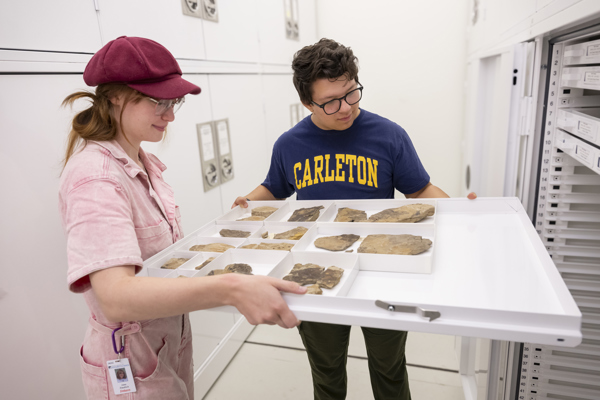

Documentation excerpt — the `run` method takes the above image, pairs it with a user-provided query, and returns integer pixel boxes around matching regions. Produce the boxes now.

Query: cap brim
[128,75,201,99]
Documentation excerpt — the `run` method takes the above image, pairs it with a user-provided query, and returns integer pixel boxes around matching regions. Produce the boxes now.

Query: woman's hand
[225,274,307,328]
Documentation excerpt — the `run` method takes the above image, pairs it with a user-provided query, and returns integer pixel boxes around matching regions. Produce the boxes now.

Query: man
[233,38,469,400]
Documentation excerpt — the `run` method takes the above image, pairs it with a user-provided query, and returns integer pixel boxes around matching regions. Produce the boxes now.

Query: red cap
[83,36,201,99]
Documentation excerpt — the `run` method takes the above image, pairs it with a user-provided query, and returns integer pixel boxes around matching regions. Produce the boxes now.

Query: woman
[59,36,306,399]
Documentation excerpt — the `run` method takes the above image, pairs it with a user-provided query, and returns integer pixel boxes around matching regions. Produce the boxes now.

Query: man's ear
[302,102,314,113]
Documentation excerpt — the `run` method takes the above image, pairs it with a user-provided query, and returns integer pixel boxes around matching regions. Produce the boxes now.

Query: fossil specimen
[251,206,278,218]
[220,229,251,238]
[314,234,360,251]
[357,234,432,255]
[273,226,308,240]
[288,206,324,222]
[334,207,368,222]
[368,204,435,223]
[189,243,234,252]
[160,257,190,269]
[195,257,216,270]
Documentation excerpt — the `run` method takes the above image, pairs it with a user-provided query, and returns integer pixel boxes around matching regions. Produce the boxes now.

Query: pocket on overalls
[78,345,109,400]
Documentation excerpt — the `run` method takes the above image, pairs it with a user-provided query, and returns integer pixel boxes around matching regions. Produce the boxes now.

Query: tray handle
[375,300,441,322]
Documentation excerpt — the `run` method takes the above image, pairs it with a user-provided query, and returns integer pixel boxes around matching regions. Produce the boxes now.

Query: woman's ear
[109,95,122,106]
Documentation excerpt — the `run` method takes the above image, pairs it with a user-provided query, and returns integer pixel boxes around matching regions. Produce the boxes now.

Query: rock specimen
[242,242,294,251]
[195,257,216,270]
[282,263,325,285]
[357,234,432,255]
[207,269,226,276]
[237,216,265,221]
[368,203,435,223]
[208,263,253,276]
[288,206,324,222]
[224,263,253,275]
[274,226,308,240]
[219,229,251,238]
[161,257,190,269]
[261,231,269,239]
[334,207,368,222]
[251,206,278,218]
[189,243,234,252]
[317,266,345,289]
[314,234,360,251]
[306,284,323,295]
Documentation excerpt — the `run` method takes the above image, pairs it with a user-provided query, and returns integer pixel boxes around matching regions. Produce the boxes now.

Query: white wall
[316,0,469,197]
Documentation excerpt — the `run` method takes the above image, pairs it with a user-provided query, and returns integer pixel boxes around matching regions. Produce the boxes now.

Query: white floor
[203,325,466,400]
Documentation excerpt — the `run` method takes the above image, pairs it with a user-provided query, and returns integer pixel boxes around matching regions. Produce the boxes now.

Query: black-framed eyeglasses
[145,96,186,116]
[311,85,363,115]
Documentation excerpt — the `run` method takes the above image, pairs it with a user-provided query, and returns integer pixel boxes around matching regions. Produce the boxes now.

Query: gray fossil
[219,229,251,238]
[288,206,324,222]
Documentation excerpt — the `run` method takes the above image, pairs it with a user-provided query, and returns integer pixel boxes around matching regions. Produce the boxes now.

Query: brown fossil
[288,206,324,222]
[189,243,234,252]
[357,234,432,255]
[273,226,308,240]
[334,207,368,222]
[160,257,190,269]
[368,204,435,223]
[314,234,360,251]
[219,229,251,238]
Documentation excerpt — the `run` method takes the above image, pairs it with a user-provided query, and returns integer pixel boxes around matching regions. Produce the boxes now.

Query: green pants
[298,321,411,400]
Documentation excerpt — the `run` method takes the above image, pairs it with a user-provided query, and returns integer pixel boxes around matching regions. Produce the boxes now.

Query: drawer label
[584,71,600,85]
[200,124,215,161]
[576,120,597,141]
[574,144,593,166]
[587,44,600,57]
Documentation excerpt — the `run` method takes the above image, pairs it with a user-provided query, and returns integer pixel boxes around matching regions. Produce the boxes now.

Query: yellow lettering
[335,154,345,181]
[293,162,302,189]
[367,158,378,187]
[313,155,324,184]
[302,159,313,187]
[345,155,356,183]
[357,156,367,185]
[324,154,335,182]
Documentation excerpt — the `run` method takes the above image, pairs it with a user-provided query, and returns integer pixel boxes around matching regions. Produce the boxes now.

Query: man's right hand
[231,196,249,209]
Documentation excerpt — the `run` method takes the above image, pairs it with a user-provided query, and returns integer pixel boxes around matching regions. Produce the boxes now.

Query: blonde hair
[61,83,145,169]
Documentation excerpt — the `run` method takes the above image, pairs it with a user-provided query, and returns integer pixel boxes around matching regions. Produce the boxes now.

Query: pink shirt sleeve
[63,177,143,293]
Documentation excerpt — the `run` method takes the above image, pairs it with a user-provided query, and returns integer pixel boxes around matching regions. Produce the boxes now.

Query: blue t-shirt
[262,109,430,201]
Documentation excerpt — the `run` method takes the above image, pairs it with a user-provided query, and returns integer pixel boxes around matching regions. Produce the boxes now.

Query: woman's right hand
[225,274,307,328]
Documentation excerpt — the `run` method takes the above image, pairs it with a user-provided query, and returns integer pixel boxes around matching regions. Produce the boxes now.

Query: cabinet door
[97,0,206,60]
[0,1,101,52]
[0,74,92,400]
[142,75,224,231]
[261,74,303,150]
[202,0,260,62]
[207,74,269,210]
[256,0,318,65]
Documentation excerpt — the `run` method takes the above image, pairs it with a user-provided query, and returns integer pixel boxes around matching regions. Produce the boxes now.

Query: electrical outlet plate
[181,0,202,18]
[214,118,234,183]
[201,0,218,22]
[196,122,221,192]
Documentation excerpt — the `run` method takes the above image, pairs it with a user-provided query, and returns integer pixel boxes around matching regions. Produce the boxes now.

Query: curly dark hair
[292,38,360,105]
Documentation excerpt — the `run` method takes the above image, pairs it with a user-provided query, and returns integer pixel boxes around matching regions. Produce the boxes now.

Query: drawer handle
[375,300,441,322]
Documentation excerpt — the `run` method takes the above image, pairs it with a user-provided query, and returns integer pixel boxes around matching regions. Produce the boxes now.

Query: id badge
[107,358,137,395]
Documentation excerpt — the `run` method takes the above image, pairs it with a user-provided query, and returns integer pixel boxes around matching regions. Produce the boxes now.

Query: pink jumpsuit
[59,140,194,399]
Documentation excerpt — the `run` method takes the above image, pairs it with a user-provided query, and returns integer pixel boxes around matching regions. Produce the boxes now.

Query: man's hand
[232,196,249,209]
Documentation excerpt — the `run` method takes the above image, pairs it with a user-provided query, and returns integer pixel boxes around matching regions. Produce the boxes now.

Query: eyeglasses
[311,86,363,115]
[145,96,186,116]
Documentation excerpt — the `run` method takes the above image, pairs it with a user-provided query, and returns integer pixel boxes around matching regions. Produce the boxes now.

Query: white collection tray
[141,198,582,347]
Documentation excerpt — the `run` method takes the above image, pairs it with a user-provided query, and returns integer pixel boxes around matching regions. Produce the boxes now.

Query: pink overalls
[59,140,193,399]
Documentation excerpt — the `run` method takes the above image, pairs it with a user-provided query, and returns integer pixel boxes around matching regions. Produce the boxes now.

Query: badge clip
[112,327,125,360]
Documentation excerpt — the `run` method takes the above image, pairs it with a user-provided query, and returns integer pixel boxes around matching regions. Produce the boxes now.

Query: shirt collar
[93,140,166,178]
